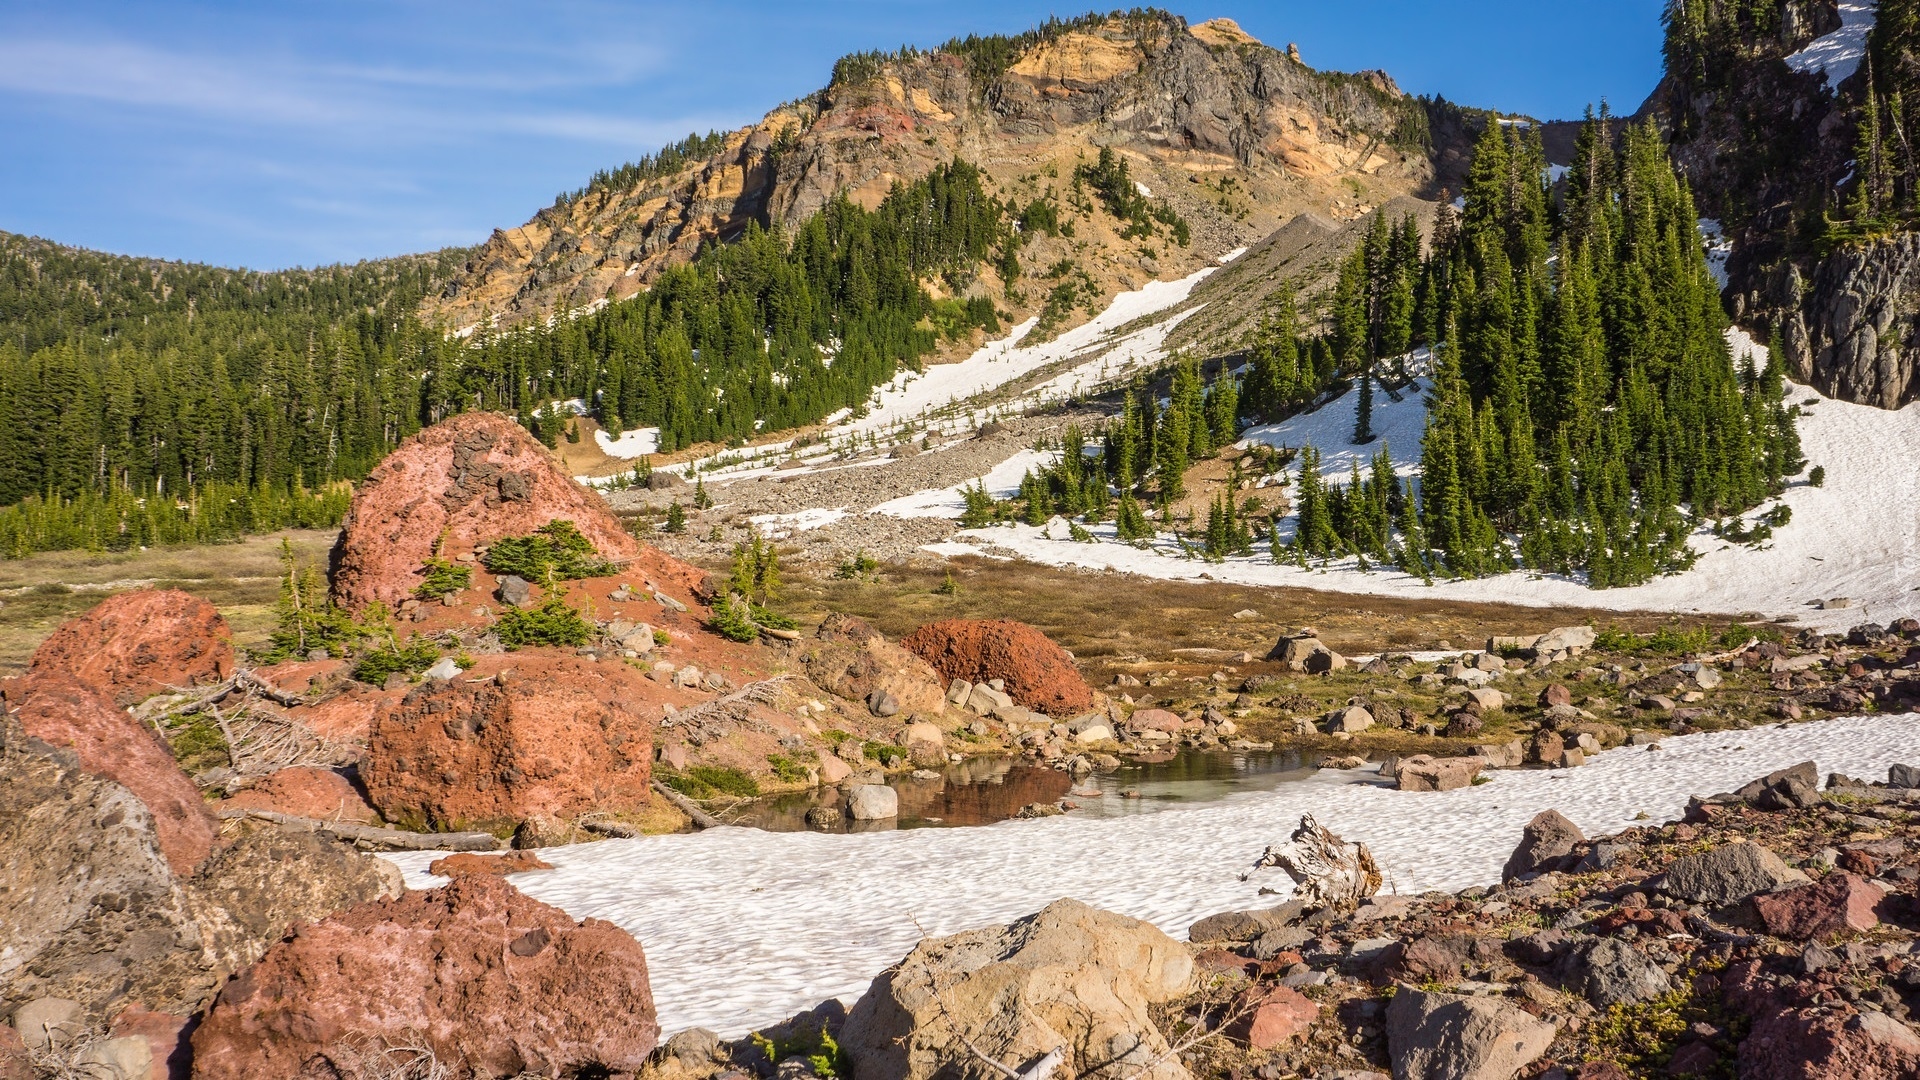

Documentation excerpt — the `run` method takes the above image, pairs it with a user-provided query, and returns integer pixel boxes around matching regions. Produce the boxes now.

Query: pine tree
[1353,367,1376,444]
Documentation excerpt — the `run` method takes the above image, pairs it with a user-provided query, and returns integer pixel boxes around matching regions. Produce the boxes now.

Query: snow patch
[871,449,1059,520]
[1786,0,1878,88]
[594,427,660,459]
[1699,218,1734,291]
[384,714,1920,1038]
[747,507,849,538]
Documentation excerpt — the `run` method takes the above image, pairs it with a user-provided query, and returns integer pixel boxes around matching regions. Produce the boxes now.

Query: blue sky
[0,1,1668,270]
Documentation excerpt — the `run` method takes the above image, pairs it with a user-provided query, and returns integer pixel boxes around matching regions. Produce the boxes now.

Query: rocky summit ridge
[428,11,1447,332]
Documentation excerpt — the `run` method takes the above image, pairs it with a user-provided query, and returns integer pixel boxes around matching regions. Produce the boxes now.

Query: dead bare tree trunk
[1254,814,1381,909]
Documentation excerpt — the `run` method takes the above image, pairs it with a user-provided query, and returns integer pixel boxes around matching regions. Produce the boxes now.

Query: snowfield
[1786,0,1878,87]
[387,714,1920,1038]
[839,264,1221,438]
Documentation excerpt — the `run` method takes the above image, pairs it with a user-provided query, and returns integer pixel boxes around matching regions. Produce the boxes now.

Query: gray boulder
[1187,902,1306,944]
[1569,938,1671,1007]
[1502,810,1584,882]
[1534,626,1597,654]
[495,574,534,608]
[1329,706,1375,734]
[1385,988,1557,1080]
[1889,763,1919,788]
[1736,761,1822,810]
[1659,842,1808,908]
[846,785,899,821]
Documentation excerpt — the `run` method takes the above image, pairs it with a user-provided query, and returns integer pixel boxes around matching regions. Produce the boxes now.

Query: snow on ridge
[1786,0,1878,88]
[837,264,1218,438]
[384,713,1920,1037]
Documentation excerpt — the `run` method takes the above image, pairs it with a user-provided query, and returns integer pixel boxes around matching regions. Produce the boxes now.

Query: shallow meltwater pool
[387,713,1920,1040]
[726,749,1323,832]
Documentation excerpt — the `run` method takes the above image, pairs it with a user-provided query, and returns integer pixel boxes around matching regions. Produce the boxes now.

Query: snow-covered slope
[386,714,1920,1037]
[941,331,1920,632]
[1785,0,1878,87]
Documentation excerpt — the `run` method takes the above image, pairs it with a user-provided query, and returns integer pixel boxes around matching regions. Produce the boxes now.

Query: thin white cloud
[0,38,347,125]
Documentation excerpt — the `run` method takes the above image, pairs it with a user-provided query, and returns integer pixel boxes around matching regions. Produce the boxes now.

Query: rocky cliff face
[427,14,1445,331]
[1652,0,1920,409]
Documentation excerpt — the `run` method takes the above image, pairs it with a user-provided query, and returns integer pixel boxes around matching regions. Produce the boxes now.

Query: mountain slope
[1652,0,1920,410]
[428,12,1449,332]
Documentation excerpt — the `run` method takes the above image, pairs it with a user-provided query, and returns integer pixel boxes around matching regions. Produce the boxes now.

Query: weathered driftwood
[217,808,501,851]
[1254,814,1382,909]
[579,819,644,839]
[650,780,723,829]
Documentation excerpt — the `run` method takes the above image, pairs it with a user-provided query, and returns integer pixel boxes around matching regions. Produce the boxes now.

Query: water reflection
[727,749,1320,833]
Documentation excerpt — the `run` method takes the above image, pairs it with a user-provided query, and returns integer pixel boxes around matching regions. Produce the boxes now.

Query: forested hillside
[0,161,1011,554]
[1012,115,1803,588]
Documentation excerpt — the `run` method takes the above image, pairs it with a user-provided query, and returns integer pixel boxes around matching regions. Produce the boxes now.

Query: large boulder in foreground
[900,619,1094,717]
[841,898,1194,1080]
[329,411,644,610]
[189,876,659,1080]
[28,588,233,705]
[0,718,398,1028]
[2,672,215,876]
[364,656,657,833]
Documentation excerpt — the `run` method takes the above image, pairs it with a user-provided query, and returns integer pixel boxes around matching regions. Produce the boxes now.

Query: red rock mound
[218,766,379,824]
[428,850,553,878]
[364,656,657,832]
[189,875,658,1080]
[2,672,215,875]
[901,619,1095,717]
[329,411,643,611]
[28,588,233,705]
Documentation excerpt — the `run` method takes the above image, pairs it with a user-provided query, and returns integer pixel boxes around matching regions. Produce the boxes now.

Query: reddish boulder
[2,673,215,875]
[28,588,233,705]
[428,850,554,878]
[0,1027,29,1080]
[1128,708,1184,732]
[1540,683,1572,708]
[900,619,1094,717]
[109,1004,192,1080]
[364,656,656,832]
[1739,1006,1920,1080]
[189,876,659,1080]
[1752,873,1885,940]
[329,411,643,611]
[1228,986,1318,1050]
[217,767,379,825]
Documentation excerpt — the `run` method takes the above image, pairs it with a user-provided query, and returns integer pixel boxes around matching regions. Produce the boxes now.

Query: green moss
[658,766,760,799]
[166,714,229,774]
[863,741,906,766]
[767,754,811,784]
